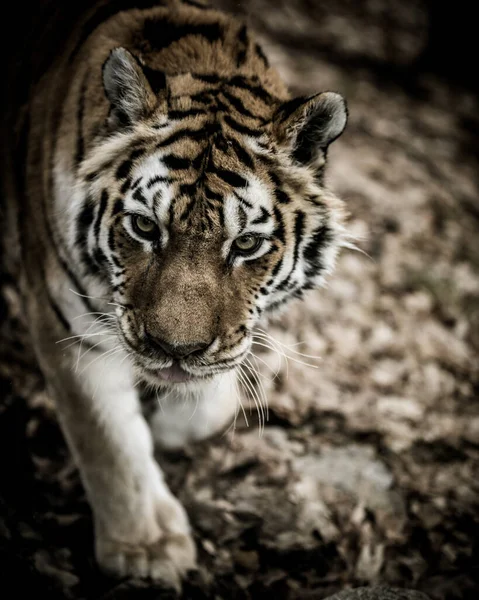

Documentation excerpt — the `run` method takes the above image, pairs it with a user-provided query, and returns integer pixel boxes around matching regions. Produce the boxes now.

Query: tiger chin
[11,0,349,591]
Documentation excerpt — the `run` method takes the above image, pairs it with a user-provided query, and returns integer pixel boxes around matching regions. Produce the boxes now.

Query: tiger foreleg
[28,294,196,589]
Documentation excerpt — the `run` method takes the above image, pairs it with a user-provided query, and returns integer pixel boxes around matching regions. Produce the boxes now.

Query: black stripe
[108,227,116,253]
[133,188,149,205]
[156,127,205,148]
[234,192,253,209]
[255,43,269,67]
[192,148,209,170]
[227,76,278,105]
[144,17,223,51]
[75,74,88,167]
[182,0,211,9]
[204,186,222,202]
[211,165,248,188]
[120,178,132,195]
[75,199,101,276]
[191,73,221,84]
[252,206,271,225]
[228,137,255,170]
[221,90,268,123]
[93,248,108,269]
[291,210,305,268]
[190,91,214,105]
[214,97,231,114]
[110,253,123,270]
[40,97,97,313]
[76,198,95,245]
[200,212,214,232]
[116,159,132,181]
[223,115,262,138]
[275,188,291,204]
[168,108,207,120]
[304,224,333,277]
[179,197,197,222]
[273,206,286,243]
[271,256,283,278]
[276,211,305,291]
[162,155,191,170]
[179,183,198,198]
[85,171,98,182]
[269,172,291,204]
[141,64,167,95]
[236,25,248,67]
[238,205,248,230]
[116,148,145,180]
[112,198,124,215]
[146,175,169,189]
[94,190,109,243]
[168,199,176,227]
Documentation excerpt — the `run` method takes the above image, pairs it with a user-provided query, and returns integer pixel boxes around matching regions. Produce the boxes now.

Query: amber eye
[232,235,262,255]
[131,215,160,241]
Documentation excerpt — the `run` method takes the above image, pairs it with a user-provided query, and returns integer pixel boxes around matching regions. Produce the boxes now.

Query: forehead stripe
[156,127,204,148]
[228,137,255,170]
[210,165,248,188]
[233,191,253,209]
[252,206,271,225]
[161,155,191,170]
[223,114,262,138]
[168,108,207,120]
[221,90,268,124]
[132,188,149,205]
[146,175,170,189]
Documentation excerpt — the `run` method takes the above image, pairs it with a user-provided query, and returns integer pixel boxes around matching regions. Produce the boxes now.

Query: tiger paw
[96,531,197,591]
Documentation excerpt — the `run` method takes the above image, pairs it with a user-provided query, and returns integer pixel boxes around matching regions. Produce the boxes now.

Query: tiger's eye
[233,235,262,255]
[131,215,159,240]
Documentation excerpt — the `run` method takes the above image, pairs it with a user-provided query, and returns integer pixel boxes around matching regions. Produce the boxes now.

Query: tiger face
[78,48,347,386]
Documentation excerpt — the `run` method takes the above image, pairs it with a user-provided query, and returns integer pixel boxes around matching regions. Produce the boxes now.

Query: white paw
[95,485,197,590]
[96,532,196,591]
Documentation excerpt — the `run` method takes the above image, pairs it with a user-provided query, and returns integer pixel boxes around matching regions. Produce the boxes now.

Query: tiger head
[79,47,348,386]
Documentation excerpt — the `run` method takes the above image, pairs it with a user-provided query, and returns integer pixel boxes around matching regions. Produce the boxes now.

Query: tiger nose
[145,331,212,359]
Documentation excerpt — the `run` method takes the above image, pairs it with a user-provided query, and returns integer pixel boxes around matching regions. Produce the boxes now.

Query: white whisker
[237,365,264,436]
[243,357,269,423]
[252,339,319,370]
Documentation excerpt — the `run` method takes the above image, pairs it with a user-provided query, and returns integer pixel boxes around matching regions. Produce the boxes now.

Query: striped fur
[10,0,348,585]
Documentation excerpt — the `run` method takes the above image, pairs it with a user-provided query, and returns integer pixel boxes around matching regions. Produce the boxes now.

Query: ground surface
[1,1,478,599]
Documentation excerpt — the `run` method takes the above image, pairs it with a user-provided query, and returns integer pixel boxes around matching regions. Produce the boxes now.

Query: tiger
[3,0,348,590]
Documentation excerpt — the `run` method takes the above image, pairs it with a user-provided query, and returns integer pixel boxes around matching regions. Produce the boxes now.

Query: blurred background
[1,1,478,599]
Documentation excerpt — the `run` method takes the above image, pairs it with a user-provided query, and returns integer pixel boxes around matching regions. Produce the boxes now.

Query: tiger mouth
[139,350,248,383]
[146,362,197,383]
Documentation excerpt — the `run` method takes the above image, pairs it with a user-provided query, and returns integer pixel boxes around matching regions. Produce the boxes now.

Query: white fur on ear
[102,47,156,127]
[275,91,348,168]
[307,92,348,147]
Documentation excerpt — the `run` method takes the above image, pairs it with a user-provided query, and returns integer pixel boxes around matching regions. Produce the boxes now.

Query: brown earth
[1,1,478,599]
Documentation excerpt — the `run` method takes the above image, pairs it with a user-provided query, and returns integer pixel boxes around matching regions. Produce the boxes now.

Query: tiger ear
[102,47,159,128]
[274,92,347,171]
